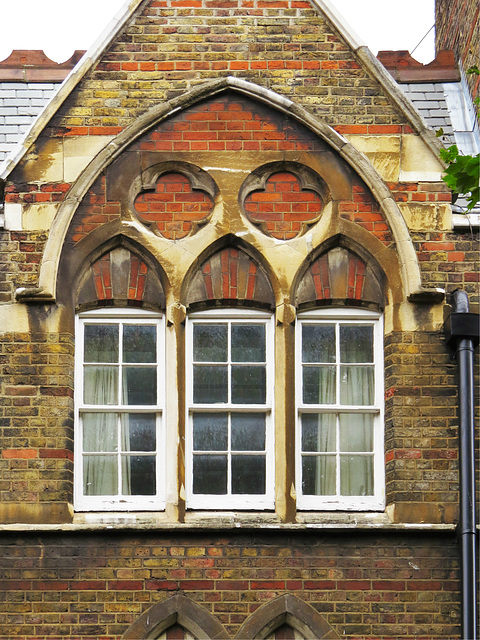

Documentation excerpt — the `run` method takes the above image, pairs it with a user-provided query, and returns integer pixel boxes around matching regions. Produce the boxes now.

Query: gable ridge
[0,0,442,181]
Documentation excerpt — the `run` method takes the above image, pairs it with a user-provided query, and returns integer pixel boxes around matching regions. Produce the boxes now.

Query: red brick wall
[435,0,479,99]
[0,531,460,639]
[134,172,214,240]
[244,171,323,240]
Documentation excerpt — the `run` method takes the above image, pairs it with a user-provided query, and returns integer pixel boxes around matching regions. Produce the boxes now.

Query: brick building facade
[0,1,478,638]
[435,0,479,101]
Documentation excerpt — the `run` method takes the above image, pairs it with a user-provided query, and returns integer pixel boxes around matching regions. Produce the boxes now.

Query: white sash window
[186,310,274,509]
[74,309,164,511]
[296,309,384,510]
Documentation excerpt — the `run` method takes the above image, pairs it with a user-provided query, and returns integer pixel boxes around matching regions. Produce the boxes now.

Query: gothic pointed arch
[120,594,229,640]
[294,235,389,310]
[36,77,422,304]
[184,238,276,310]
[234,594,340,640]
[59,226,167,311]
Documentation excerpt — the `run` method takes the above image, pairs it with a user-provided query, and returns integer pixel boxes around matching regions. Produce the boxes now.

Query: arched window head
[296,246,385,310]
[186,246,274,310]
[76,246,165,311]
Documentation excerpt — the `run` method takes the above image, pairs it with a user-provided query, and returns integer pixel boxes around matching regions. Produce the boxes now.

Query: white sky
[0,0,435,65]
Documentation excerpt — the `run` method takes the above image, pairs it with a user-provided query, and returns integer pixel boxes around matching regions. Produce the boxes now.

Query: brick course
[45,0,403,136]
[0,332,74,506]
[0,531,461,639]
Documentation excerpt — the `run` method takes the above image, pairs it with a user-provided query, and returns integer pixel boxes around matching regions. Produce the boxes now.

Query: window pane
[231,413,265,451]
[84,324,119,363]
[122,455,156,495]
[193,324,227,362]
[83,413,117,452]
[231,366,266,404]
[302,366,335,404]
[83,455,117,495]
[193,365,228,403]
[231,324,265,362]
[193,413,228,451]
[302,324,335,363]
[232,455,266,494]
[301,413,335,452]
[193,455,227,494]
[302,455,335,495]
[122,367,157,405]
[121,413,156,451]
[339,414,373,452]
[84,366,118,404]
[340,455,373,496]
[340,325,373,363]
[340,366,374,405]
[123,325,156,363]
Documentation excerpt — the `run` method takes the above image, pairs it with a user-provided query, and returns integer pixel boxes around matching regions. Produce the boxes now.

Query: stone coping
[0,514,456,534]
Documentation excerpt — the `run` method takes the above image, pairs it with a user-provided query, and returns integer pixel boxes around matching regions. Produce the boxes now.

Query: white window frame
[74,308,165,511]
[296,308,385,511]
[186,309,274,510]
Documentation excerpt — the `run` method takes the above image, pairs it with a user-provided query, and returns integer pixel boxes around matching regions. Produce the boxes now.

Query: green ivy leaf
[440,145,480,211]
[466,65,480,75]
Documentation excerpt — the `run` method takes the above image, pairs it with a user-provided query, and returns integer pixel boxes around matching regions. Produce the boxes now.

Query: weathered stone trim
[121,593,229,639]
[235,593,340,639]
[31,78,423,303]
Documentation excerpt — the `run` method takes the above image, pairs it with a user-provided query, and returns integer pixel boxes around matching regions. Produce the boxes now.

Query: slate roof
[378,50,480,217]
[0,50,85,163]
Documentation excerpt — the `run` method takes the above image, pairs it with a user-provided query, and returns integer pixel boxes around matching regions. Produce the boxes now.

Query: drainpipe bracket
[444,312,480,348]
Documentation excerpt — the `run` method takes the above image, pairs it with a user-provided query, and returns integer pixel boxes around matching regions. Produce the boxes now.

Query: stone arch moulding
[235,594,340,639]
[57,223,169,310]
[120,594,229,640]
[32,76,423,304]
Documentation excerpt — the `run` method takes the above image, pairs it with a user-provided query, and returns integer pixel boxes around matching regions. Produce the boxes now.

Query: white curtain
[83,365,119,496]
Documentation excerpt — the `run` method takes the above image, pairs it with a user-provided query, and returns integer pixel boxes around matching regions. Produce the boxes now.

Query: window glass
[76,313,163,511]
[297,313,383,510]
[188,315,272,509]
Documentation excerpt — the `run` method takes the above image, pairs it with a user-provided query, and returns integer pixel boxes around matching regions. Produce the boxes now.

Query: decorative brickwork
[295,247,385,308]
[243,171,323,240]
[187,246,275,307]
[130,95,326,155]
[92,253,113,300]
[76,247,166,310]
[134,172,214,239]
[90,252,149,302]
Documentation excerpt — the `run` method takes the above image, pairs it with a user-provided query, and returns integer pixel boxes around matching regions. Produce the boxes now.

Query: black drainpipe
[444,289,479,640]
